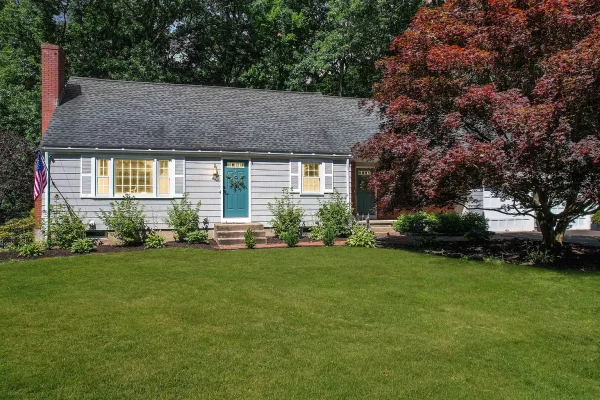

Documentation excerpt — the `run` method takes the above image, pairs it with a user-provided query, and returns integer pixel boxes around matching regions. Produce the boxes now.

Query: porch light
[212,164,220,181]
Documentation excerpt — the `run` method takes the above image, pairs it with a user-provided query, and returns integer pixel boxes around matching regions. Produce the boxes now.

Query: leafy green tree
[294,0,422,97]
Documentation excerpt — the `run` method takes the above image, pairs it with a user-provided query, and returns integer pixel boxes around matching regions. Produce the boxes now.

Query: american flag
[33,153,47,201]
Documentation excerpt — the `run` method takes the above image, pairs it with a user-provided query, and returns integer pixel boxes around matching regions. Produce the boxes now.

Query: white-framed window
[81,156,185,198]
[303,163,321,193]
[290,161,334,194]
[96,159,110,195]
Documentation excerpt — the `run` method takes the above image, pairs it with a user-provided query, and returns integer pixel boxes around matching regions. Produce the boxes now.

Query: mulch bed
[266,236,323,245]
[379,236,600,271]
[0,240,218,262]
[3,236,597,270]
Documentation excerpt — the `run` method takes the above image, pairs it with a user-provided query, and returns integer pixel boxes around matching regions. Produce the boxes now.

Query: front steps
[214,223,267,246]
[357,219,397,237]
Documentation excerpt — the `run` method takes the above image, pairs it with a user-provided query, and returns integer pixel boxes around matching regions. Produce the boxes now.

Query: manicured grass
[1,248,599,399]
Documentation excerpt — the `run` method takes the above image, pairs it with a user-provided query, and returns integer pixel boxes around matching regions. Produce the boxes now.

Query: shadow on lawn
[379,236,600,271]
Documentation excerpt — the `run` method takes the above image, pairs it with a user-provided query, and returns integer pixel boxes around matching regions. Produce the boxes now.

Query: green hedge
[392,211,492,241]
[0,211,34,249]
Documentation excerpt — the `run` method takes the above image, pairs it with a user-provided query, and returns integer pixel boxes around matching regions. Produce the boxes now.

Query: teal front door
[356,169,375,215]
[223,161,249,218]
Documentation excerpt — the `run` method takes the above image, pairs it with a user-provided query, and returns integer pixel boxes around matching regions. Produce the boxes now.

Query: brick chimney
[41,44,66,135]
[35,44,66,226]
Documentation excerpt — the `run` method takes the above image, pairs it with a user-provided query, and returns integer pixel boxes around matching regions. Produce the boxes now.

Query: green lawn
[1,248,599,399]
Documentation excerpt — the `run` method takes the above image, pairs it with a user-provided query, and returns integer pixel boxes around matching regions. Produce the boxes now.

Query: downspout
[345,158,350,205]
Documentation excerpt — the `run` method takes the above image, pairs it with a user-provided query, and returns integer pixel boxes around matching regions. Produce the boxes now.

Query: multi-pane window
[115,159,154,195]
[303,163,321,193]
[97,159,110,195]
[158,160,170,195]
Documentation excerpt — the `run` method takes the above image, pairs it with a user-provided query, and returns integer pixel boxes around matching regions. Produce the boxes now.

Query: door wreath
[226,174,246,191]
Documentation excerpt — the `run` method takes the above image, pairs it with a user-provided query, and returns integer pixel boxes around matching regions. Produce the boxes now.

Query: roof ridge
[68,76,329,97]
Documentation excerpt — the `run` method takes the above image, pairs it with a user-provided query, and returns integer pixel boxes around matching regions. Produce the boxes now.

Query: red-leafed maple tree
[355,0,600,249]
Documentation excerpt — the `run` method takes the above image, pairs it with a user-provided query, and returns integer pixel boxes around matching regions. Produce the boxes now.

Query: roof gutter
[41,146,353,159]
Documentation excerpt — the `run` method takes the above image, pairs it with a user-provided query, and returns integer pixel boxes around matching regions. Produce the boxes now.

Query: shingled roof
[41,77,380,155]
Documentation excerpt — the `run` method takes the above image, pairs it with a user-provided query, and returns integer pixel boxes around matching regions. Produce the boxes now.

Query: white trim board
[220,157,252,224]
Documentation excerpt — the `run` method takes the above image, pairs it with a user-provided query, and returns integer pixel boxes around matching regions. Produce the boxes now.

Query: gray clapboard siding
[250,159,350,227]
[45,154,351,231]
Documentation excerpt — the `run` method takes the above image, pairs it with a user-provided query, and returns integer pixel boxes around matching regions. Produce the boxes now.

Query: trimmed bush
[0,211,34,249]
[18,242,44,258]
[48,200,86,249]
[268,188,304,238]
[165,193,201,242]
[145,233,166,249]
[345,224,377,248]
[186,230,209,244]
[592,210,600,225]
[310,189,352,241]
[98,195,148,246]
[392,211,429,234]
[426,212,464,235]
[319,222,337,246]
[281,230,299,247]
[71,238,94,254]
[461,212,493,242]
[244,228,256,249]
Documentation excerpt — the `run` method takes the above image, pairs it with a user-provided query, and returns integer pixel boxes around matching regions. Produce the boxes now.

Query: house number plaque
[227,162,244,168]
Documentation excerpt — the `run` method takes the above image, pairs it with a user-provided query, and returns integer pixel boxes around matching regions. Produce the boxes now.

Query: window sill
[83,195,184,200]
[299,192,325,197]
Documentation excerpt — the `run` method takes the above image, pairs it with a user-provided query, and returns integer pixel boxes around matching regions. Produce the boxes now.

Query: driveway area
[495,230,600,247]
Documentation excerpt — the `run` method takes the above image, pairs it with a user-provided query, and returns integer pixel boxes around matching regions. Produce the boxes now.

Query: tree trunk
[536,212,569,251]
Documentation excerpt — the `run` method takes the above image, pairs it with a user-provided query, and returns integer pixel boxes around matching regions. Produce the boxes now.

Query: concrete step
[214,223,264,232]
[215,230,266,239]
[216,237,268,246]
[357,220,396,226]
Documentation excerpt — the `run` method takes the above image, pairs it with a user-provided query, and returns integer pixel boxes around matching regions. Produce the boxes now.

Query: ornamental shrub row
[392,211,492,241]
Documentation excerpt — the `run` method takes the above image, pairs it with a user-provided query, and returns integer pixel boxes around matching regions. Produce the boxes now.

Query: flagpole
[44,151,50,241]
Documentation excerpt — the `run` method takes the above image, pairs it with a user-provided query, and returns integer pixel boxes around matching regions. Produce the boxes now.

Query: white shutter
[174,158,185,195]
[290,161,300,193]
[81,156,94,197]
[323,162,334,193]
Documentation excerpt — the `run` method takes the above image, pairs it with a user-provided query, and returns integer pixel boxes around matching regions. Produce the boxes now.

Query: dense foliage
[0,210,34,249]
[309,189,353,241]
[392,211,429,234]
[47,199,86,249]
[425,212,464,235]
[18,242,44,258]
[0,134,34,223]
[145,233,167,249]
[165,194,201,242]
[345,224,377,248]
[97,195,148,246]
[268,188,304,238]
[355,0,600,249]
[186,230,209,244]
[280,230,300,247]
[392,211,492,241]
[71,238,94,254]
[592,211,600,225]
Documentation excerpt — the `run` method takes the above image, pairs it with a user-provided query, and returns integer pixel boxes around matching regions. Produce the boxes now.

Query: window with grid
[96,159,110,195]
[302,163,321,193]
[115,159,154,195]
[158,160,170,195]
